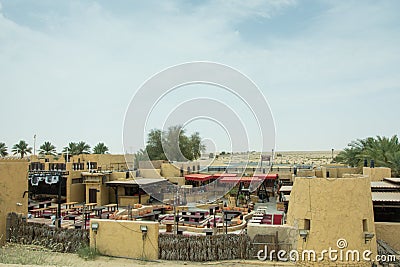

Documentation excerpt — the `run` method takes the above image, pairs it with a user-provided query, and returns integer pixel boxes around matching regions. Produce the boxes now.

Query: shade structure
[184,174,214,182]
[219,173,278,183]
[252,174,279,179]
[212,173,238,178]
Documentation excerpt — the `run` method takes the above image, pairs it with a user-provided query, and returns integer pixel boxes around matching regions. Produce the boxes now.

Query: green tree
[39,141,57,156]
[189,132,205,160]
[76,141,91,154]
[143,126,205,161]
[163,125,192,161]
[93,142,109,154]
[62,141,90,155]
[145,129,166,160]
[12,140,32,158]
[134,148,148,169]
[0,142,8,157]
[362,136,399,166]
[335,135,400,177]
[63,142,78,155]
[387,151,400,177]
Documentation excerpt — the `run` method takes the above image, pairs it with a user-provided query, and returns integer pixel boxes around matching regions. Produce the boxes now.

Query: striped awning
[372,192,400,202]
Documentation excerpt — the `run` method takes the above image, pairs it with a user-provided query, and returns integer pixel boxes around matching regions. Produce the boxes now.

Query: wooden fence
[6,212,89,253]
[159,233,253,261]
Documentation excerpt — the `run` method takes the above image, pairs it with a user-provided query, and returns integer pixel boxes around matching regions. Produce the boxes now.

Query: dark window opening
[304,219,311,230]
[125,187,139,196]
[362,219,368,232]
[87,162,97,170]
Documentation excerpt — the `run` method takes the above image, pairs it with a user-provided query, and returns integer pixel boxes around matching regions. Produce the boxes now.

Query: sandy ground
[211,150,339,166]
[0,244,294,267]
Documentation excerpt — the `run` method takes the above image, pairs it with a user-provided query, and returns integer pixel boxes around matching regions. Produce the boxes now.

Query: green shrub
[77,245,100,261]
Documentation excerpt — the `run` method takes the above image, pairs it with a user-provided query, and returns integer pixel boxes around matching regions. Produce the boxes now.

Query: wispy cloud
[0,0,399,152]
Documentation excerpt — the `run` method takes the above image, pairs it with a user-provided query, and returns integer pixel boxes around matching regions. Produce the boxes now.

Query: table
[38,201,52,209]
[64,202,78,209]
[181,214,203,224]
[93,207,105,217]
[47,205,58,211]
[71,205,84,213]
[85,203,97,211]
[105,203,117,212]
[31,208,46,218]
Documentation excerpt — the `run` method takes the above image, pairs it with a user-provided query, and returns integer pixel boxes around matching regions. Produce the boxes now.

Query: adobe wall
[89,219,158,260]
[0,159,29,245]
[286,177,377,266]
[363,167,391,181]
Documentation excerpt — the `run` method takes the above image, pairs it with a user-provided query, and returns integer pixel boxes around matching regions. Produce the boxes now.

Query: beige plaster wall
[89,219,158,260]
[336,167,359,178]
[140,169,162,178]
[297,169,316,177]
[139,160,163,169]
[363,167,391,181]
[110,171,129,180]
[286,177,377,266]
[69,183,85,203]
[166,177,185,186]
[85,184,109,206]
[119,195,150,206]
[0,159,29,245]
[247,223,298,247]
[161,163,181,177]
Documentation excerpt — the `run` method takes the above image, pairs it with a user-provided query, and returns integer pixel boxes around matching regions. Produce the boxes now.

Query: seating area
[158,206,245,232]
[28,199,281,235]
[28,201,121,229]
[249,206,284,225]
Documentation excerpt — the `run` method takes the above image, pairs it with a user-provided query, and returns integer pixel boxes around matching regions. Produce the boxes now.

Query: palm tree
[336,135,400,176]
[63,142,78,155]
[39,141,57,156]
[387,151,400,177]
[12,140,32,158]
[75,141,91,154]
[361,136,399,166]
[93,142,109,154]
[335,137,375,167]
[0,142,8,157]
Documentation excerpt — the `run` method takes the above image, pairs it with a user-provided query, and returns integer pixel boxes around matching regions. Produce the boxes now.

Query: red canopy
[212,173,238,178]
[184,174,214,182]
[253,174,278,179]
[219,173,278,183]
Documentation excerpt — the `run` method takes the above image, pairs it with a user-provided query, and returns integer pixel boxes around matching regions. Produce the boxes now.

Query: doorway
[89,188,97,204]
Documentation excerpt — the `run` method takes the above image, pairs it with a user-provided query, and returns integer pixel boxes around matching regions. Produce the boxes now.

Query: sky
[0,0,399,154]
